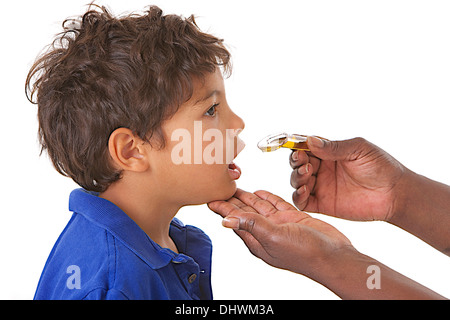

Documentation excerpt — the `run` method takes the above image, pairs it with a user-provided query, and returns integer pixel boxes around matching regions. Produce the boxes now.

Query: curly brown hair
[25,4,231,192]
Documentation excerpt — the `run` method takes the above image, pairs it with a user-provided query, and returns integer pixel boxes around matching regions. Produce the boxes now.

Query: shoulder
[35,223,171,300]
[34,214,116,299]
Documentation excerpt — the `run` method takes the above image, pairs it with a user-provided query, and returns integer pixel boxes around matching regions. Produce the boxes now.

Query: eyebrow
[193,90,219,107]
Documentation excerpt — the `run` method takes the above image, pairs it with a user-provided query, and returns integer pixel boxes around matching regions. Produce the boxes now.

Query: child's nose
[231,112,245,133]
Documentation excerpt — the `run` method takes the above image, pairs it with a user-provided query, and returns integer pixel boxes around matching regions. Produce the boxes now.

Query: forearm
[390,169,450,256]
[315,247,446,300]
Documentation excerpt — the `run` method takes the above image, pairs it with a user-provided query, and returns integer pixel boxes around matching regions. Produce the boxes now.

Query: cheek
[159,128,238,204]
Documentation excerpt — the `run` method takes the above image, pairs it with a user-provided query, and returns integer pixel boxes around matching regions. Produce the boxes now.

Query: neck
[99,177,180,253]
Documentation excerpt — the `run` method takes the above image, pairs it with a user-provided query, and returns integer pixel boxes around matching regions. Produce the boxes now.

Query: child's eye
[204,103,219,117]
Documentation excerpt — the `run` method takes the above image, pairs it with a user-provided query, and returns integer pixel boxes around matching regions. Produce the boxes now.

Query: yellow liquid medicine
[281,139,310,151]
[258,133,310,152]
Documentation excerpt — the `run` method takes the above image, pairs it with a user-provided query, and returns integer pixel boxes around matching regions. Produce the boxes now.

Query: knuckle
[353,136,366,143]
[242,217,256,233]
[352,137,367,147]
[329,140,341,153]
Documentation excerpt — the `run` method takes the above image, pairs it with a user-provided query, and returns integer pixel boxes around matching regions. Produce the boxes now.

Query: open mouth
[227,134,245,180]
[228,161,241,180]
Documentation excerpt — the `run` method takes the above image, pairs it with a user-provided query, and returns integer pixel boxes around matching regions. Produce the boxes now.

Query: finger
[227,196,259,213]
[222,212,278,247]
[292,185,310,211]
[306,175,317,194]
[271,207,310,224]
[290,163,313,189]
[233,188,251,199]
[207,201,243,218]
[289,150,309,169]
[227,196,245,207]
[309,156,321,175]
[291,172,317,208]
[307,136,367,162]
[229,189,261,213]
[293,189,319,213]
[253,190,297,211]
[233,189,278,217]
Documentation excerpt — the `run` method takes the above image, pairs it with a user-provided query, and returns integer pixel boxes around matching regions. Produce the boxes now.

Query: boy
[26,4,245,299]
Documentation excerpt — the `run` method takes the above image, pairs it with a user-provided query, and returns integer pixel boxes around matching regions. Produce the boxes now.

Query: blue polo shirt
[34,189,213,300]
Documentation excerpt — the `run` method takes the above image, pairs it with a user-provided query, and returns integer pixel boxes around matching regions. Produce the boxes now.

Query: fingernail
[298,163,310,175]
[308,136,324,148]
[292,151,298,161]
[222,217,240,229]
[297,185,307,195]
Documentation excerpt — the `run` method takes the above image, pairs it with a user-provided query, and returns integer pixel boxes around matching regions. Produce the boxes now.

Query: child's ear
[107,128,149,172]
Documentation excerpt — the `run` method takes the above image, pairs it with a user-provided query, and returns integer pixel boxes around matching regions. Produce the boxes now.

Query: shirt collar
[68,188,181,269]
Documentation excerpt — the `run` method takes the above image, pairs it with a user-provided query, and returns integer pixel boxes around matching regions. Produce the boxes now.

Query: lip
[228,161,241,180]
[227,135,245,180]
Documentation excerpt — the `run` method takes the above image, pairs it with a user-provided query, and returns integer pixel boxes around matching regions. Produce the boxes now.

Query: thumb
[223,213,278,263]
[223,212,277,243]
[307,136,366,161]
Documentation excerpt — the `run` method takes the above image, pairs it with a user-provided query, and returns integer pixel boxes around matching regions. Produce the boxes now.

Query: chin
[193,181,237,205]
[216,181,237,201]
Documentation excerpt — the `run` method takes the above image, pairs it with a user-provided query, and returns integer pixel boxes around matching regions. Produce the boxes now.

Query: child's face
[147,69,245,206]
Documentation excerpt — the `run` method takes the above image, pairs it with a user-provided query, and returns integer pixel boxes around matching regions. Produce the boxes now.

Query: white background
[1,0,450,299]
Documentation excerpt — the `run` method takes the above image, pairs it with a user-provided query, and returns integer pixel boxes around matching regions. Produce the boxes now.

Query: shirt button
[188,273,197,284]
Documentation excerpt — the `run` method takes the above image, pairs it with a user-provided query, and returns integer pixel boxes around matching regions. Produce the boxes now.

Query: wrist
[388,168,450,255]
[307,245,364,294]
[316,246,446,299]
[388,168,420,224]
